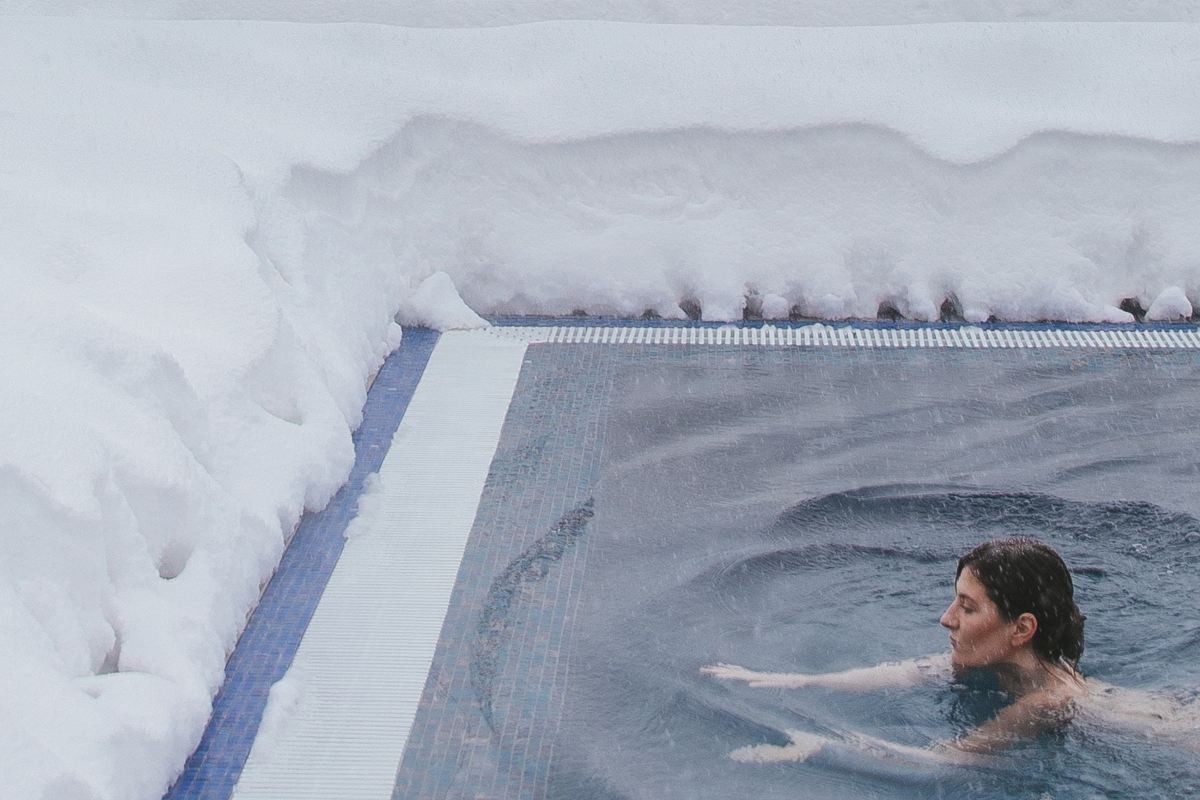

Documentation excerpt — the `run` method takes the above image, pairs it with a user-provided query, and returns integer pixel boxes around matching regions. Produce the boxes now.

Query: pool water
[395,343,1200,799]
[551,487,1200,799]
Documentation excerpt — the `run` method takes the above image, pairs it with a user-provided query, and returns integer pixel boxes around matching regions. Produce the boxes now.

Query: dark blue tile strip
[488,315,1200,332]
[165,327,440,800]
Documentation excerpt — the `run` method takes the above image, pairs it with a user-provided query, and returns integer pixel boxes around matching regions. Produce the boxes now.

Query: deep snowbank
[261,20,1200,322]
[341,118,1200,322]
[1,12,1198,800]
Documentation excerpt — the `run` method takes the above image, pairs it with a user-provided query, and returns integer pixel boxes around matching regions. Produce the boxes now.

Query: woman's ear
[1012,612,1038,647]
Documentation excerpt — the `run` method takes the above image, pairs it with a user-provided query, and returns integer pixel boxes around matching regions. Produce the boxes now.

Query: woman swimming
[702,536,1198,765]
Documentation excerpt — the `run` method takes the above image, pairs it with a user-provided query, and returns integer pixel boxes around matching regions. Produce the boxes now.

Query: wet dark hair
[957,537,1086,669]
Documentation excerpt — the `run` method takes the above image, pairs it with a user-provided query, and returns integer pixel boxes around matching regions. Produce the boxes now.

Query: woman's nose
[939,606,955,629]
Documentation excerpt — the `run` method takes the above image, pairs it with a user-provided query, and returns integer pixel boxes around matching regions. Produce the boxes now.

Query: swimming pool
[211,324,1200,799]
[389,328,1200,799]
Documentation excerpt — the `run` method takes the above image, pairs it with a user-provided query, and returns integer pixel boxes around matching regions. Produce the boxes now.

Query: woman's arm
[729,691,1067,767]
[729,728,995,767]
[947,690,1068,754]
[701,653,949,691]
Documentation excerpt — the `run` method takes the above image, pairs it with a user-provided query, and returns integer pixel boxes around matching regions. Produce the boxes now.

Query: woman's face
[939,568,1019,669]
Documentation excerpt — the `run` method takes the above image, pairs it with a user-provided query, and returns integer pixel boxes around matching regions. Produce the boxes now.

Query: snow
[1147,286,1195,321]
[250,667,307,761]
[0,3,1198,799]
[395,272,489,331]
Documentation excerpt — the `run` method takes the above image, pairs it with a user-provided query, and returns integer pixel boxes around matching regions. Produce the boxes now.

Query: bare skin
[701,567,1087,765]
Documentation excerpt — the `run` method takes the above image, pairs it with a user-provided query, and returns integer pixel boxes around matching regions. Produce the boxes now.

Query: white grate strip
[233,331,529,800]
[495,325,1197,349]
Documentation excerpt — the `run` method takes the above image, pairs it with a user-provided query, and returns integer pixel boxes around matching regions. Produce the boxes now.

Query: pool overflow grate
[488,325,1200,348]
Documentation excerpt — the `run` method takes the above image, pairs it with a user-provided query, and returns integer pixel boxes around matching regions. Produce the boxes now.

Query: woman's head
[939,537,1085,671]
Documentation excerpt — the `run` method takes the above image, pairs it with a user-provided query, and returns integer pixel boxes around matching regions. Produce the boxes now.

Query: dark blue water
[548,486,1200,799]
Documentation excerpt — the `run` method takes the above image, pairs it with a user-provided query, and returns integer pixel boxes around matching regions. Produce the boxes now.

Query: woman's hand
[729,730,827,763]
[700,663,810,689]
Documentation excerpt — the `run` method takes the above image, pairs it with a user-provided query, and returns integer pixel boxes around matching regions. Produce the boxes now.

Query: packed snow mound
[395,272,489,331]
[1147,287,1194,322]
[2,11,1200,800]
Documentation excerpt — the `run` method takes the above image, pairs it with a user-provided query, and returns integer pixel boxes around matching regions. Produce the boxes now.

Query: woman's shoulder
[1018,685,1080,716]
[1077,679,1180,724]
[1015,670,1088,717]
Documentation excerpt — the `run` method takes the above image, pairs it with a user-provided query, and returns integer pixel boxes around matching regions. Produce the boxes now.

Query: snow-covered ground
[1,3,1198,798]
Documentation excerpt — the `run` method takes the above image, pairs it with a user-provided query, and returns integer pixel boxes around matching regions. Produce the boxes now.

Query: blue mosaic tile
[488,315,1200,332]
